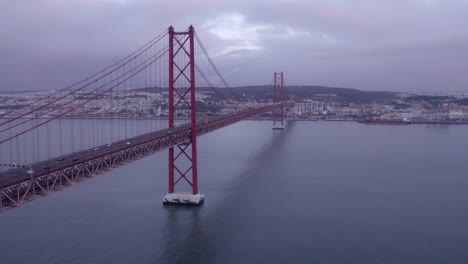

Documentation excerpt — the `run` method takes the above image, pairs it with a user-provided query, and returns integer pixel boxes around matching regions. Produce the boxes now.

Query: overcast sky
[1,0,467,93]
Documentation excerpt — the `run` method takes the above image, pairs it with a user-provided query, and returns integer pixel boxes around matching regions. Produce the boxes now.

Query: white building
[292,101,339,115]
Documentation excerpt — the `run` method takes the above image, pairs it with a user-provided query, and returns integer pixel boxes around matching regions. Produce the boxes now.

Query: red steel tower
[163,26,204,205]
[272,72,285,130]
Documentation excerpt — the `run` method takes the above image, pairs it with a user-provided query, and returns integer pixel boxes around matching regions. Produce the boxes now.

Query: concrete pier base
[163,192,205,205]
[272,125,285,130]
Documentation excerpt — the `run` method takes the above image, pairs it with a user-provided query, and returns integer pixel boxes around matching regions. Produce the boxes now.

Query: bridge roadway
[0,104,286,211]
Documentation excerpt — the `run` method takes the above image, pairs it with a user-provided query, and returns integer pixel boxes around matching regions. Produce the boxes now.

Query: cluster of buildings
[0,90,258,118]
[1,90,468,124]
[290,96,468,123]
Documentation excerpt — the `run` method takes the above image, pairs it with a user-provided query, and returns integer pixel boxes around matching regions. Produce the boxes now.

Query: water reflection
[159,205,207,264]
[157,123,294,263]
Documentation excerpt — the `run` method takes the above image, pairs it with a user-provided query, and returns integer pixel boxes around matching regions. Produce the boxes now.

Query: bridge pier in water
[272,72,286,130]
[163,25,204,205]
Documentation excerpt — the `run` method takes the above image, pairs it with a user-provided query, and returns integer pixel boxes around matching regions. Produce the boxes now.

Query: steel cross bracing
[0,105,289,212]
[167,26,199,195]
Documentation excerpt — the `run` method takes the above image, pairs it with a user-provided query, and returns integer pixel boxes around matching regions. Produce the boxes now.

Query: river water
[1,120,468,263]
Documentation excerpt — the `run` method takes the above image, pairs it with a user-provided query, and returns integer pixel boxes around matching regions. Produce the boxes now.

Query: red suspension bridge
[0,26,289,212]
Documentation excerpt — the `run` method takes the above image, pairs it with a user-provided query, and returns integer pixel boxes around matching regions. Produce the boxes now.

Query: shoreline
[1,116,467,125]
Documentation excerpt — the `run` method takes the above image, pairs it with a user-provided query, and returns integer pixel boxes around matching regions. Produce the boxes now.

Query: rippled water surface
[1,120,468,263]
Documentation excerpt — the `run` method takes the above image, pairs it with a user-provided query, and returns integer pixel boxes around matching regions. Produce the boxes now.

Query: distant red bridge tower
[272,72,285,130]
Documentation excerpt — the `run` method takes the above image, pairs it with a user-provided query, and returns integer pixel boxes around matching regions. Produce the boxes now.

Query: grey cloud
[1,0,467,92]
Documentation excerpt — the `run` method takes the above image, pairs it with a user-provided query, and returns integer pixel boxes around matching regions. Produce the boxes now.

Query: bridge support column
[272,72,285,130]
[163,25,204,205]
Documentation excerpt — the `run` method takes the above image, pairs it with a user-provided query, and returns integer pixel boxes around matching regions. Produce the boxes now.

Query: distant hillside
[232,85,398,103]
[133,85,399,104]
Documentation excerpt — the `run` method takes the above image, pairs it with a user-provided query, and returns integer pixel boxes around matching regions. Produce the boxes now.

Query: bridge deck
[1,122,173,186]
[0,105,281,190]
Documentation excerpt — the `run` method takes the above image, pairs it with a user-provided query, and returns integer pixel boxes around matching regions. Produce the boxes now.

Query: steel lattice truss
[0,105,289,213]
